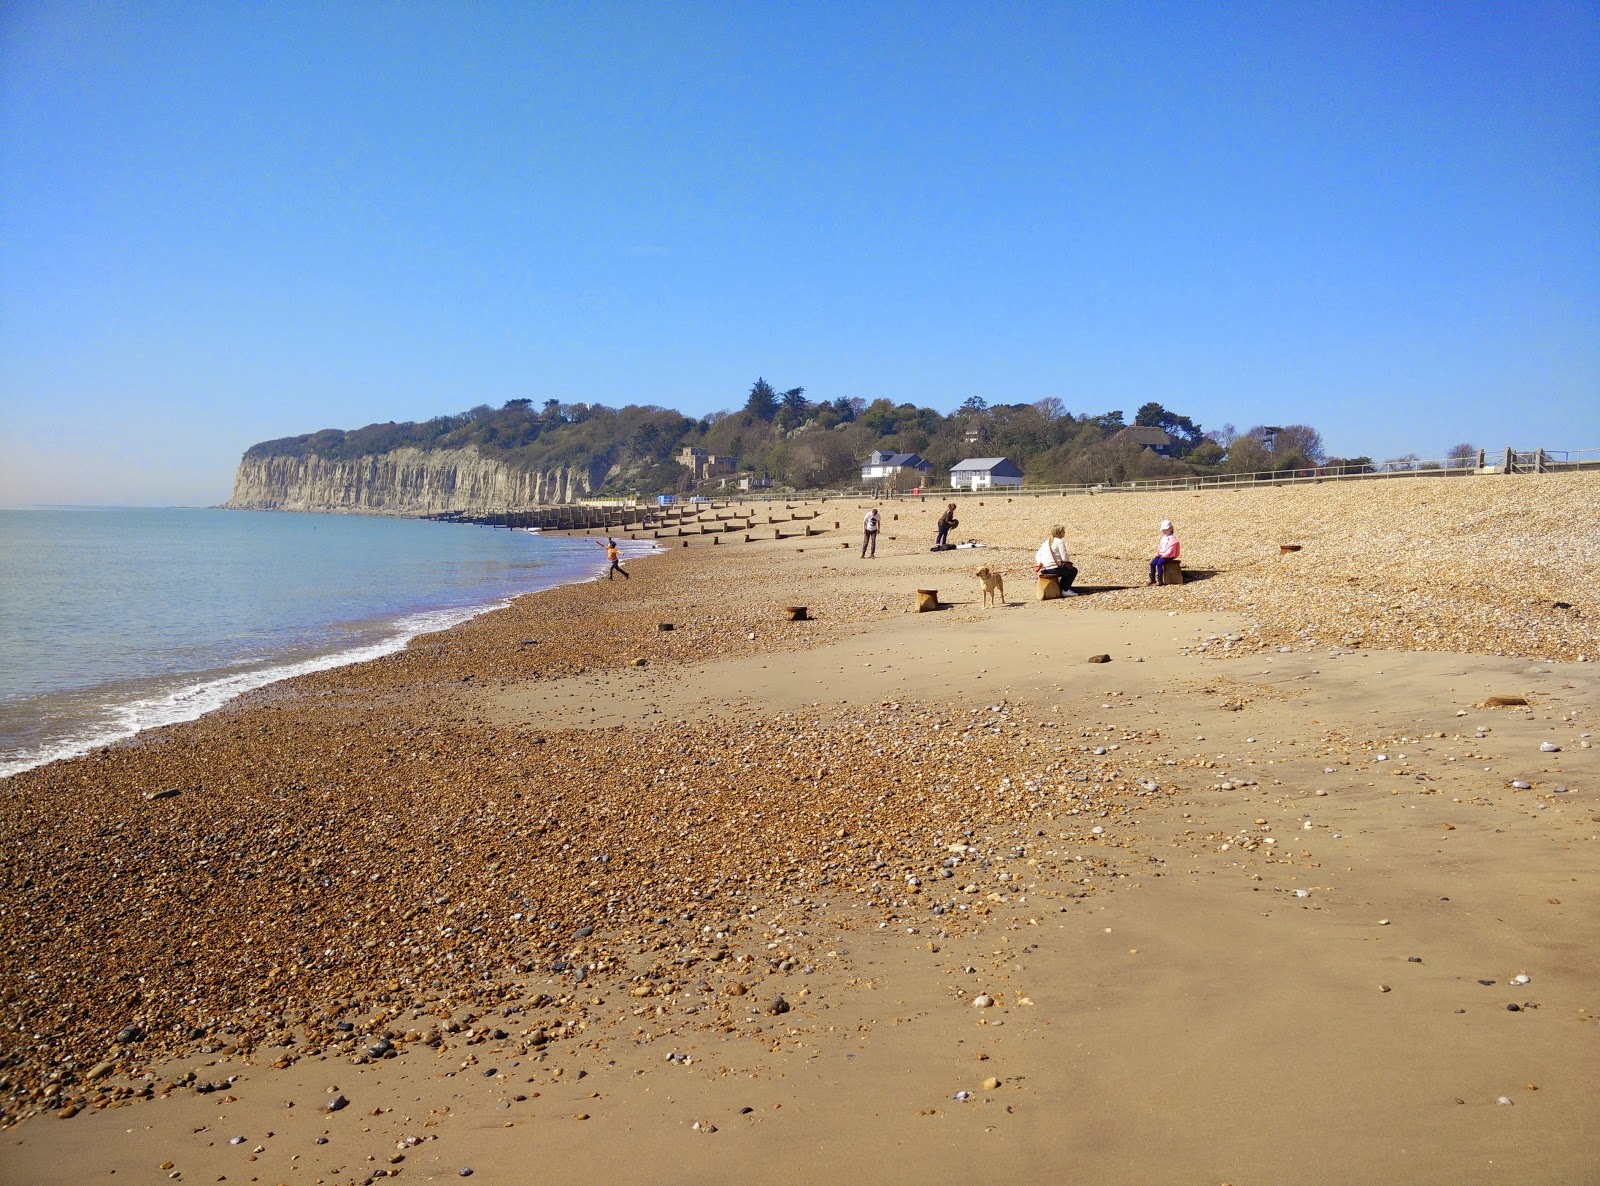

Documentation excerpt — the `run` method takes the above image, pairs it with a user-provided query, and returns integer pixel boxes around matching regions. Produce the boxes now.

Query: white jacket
[1035,537,1070,568]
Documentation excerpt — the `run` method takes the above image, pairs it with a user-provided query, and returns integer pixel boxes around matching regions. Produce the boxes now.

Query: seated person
[1034,526,1079,595]
[1149,519,1180,584]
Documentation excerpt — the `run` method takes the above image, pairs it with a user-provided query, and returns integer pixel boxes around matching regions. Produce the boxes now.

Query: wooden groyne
[425,502,826,542]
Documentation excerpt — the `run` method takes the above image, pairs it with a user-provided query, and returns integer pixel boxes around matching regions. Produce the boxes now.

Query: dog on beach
[974,565,1004,607]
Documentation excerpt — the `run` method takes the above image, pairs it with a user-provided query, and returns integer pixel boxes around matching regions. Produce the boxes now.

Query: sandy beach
[2,474,1597,1185]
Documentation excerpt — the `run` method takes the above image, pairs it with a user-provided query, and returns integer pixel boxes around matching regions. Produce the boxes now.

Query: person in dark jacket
[934,503,958,550]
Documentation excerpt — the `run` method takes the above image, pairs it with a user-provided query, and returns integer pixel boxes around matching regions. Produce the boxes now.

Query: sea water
[0,507,642,778]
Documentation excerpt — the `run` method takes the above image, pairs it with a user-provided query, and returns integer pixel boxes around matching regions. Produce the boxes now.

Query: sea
[0,507,647,779]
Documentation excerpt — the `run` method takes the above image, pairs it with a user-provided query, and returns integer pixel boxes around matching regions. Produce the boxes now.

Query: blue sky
[2,1,1595,505]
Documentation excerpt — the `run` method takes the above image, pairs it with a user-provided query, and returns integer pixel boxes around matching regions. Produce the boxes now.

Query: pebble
[1511,780,1531,789]
[1539,742,1560,752]
[1511,974,1530,986]
[973,995,994,1009]
[325,1094,349,1113]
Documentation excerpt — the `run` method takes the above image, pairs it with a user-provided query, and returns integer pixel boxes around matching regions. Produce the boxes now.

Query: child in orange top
[1149,520,1179,585]
[598,537,630,581]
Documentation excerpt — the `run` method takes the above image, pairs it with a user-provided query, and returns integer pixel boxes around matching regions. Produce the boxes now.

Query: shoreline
[1,479,1596,1183]
[0,526,658,780]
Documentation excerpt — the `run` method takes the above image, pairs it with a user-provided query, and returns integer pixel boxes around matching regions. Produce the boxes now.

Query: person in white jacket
[1034,526,1079,595]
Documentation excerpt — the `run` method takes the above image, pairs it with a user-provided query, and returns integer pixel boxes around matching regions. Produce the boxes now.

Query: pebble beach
[2,472,1597,1185]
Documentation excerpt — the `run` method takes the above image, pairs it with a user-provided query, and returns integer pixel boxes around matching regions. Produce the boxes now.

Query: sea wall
[226,447,601,513]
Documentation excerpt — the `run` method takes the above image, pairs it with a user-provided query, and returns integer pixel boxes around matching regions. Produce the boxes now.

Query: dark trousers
[608,560,629,580]
[861,530,877,557]
[1150,556,1168,583]
[935,524,951,548]
[1041,563,1077,590]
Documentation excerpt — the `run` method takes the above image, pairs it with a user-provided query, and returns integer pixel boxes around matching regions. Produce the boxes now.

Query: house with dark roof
[860,449,931,484]
[1109,425,1177,455]
[949,457,1023,490]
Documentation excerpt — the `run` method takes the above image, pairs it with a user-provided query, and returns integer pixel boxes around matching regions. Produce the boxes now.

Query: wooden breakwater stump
[1160,559,1184,586]
[784,605,808,621]
[916,589,939,613]
[1280,544,1302,554]
[1037,575,1062,601]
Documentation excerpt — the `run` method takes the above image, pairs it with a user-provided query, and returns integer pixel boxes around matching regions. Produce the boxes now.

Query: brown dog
[974,565,1004,607]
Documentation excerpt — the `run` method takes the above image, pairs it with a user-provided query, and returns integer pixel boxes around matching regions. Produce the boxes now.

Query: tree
[1222,433,1273,474]
[830,396,856,423]
[1446,442,1478,469]
[860,398,899,436]
[745,378,779,420]
[1033,396,1066,421]
[503,398,532,411]
[1271,424,1326,466]
[959,395,988,416]
[776,386,809,429]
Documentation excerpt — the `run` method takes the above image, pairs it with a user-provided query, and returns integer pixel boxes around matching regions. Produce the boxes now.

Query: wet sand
[1,475,1597,1185]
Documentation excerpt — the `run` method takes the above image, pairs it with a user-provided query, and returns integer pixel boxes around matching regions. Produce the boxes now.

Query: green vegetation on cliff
[245,386,1331,495]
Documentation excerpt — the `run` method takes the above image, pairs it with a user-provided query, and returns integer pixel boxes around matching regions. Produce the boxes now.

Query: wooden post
[916,589,939,612]
[1037,575,1061,601]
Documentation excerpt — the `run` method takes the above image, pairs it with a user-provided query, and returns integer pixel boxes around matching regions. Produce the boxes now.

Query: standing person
[934,502,959,550]
[861,506,881,558]
[1034,525,1079,595]
[597,537,629,581]
[1149,520,1180,585]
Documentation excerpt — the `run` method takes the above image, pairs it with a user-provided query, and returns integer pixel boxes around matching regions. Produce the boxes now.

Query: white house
[949,457,1023,490]
[860,450,931,484]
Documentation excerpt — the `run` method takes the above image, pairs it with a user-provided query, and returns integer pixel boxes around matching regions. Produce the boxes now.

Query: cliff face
[226,447,606,513]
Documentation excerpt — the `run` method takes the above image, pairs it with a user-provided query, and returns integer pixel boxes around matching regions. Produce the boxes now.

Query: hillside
[226,391,1329,512]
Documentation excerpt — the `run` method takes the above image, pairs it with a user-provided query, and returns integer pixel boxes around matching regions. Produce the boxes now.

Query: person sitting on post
[1035,526,1079,595]
[1149,519,1180,585]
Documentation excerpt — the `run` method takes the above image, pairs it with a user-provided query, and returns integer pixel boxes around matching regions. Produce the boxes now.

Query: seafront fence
[751,444,1599,503]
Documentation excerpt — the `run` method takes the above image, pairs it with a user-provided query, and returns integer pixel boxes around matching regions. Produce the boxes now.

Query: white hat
[1160,519,1173,531]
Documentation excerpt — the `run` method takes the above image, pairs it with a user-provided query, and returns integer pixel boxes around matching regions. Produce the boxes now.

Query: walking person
[1035,525,1079,595]
[861,506,881,558]
[934,502,958,550]
[597,537,629,580]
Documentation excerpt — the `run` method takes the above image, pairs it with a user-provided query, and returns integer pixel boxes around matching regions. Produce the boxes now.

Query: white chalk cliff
[226,447,604,513]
